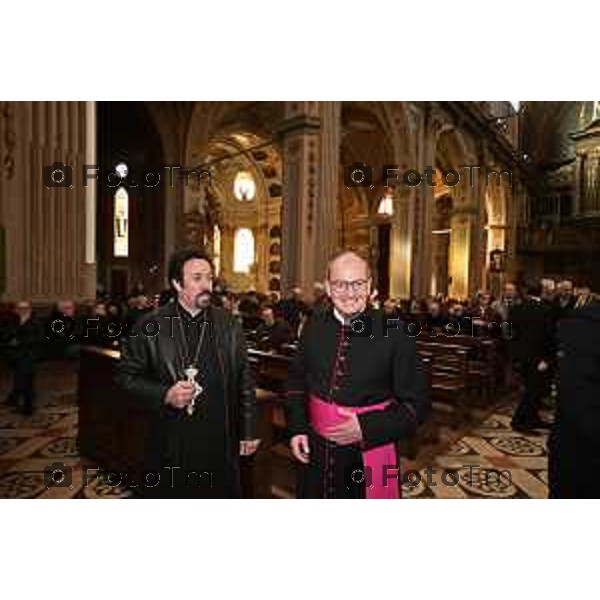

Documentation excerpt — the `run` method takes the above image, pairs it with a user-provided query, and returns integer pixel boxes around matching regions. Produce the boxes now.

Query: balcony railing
[517,222,600,253]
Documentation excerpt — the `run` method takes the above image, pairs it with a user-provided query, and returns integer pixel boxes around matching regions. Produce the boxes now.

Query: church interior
[1,100,599,499]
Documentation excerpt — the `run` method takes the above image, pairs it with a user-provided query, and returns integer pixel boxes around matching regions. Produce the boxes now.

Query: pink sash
[308,395,401,499]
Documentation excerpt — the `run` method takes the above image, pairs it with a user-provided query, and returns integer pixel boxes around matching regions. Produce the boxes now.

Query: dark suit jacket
[507,298,554,365]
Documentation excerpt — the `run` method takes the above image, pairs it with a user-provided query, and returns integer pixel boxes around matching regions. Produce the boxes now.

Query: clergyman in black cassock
[285,251,429,499]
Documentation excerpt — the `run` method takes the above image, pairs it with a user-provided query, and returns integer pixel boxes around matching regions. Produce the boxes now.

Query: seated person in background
[448,301,470,320]
[277,287,307,333]
[124,294,152,328]
[424,300,449,329]
[446,301,472,334]
[103,300,127,344]
[471,291,493,320]
[255,305,293,353]
[93,302,107,317]
[1,301,44,415]
[540,278,556,305]
[470,291,499,335]
[397,298,412,317]
[382,298,400,319]
[238,291,262,331]
[83,301,115,347]
[45,299,82,360]
[220,293,243,326]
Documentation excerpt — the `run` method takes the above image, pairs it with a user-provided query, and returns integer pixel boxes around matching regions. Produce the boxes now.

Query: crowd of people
[1,268,598,499]
[0,277,594,418]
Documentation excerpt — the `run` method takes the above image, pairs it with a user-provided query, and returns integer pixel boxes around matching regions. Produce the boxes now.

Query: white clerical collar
[333,307,359,326]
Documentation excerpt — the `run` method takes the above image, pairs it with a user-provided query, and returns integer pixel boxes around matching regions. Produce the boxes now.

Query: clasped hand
[290,408,363,463]
[165,380,196,409]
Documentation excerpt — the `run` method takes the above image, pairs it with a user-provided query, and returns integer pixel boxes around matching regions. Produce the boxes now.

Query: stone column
[279,102,321,292]
[574,153,583,216]
[448,207,475,300]
[80,100,97,299]
[162,149,182,273]
[0,101,94,302]
[410,105,436,297]
[0,102,17,296]
[389,187,412,298]
[504,176,520,278]
[389,104,418,299]
[315,101,340,282]
[468,161,486,296]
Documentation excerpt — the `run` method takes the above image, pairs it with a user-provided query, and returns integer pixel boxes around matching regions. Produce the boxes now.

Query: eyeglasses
[329,279,369,294]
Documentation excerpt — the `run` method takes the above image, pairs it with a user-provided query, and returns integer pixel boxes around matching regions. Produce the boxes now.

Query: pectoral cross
[184,365,203,416]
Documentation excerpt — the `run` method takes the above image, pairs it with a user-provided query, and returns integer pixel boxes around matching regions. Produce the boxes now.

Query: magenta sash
[308,395,401,499]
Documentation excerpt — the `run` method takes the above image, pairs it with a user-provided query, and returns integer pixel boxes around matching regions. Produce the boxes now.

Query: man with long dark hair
[116,248,259,498]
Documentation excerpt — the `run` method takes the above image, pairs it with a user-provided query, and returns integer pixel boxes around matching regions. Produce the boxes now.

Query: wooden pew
[77,346,285,498]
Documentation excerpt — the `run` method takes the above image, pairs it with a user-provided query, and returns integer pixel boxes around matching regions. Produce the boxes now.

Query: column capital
[275,115,321,138]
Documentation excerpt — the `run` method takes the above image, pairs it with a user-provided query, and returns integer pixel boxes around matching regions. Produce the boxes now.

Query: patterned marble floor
[0,366,132,499]
[0,367,551,499]
[400,402,550,499]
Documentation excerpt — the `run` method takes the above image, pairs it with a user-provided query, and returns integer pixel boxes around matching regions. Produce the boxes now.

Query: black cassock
[116,302,257,499]
[285,307,429,499]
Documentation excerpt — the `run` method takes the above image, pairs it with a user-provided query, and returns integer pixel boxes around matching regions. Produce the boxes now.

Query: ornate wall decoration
[306,138,318,236]
[182,211,204,246]
[0,102,16,180]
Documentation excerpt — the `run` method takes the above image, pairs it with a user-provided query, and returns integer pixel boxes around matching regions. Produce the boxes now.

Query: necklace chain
[176,306,207,376]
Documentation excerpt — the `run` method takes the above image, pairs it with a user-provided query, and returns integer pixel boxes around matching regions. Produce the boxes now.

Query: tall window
[233,228,254,273]
[233,171,256,201]
[113,186,129,257]
[213,224,221,277]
